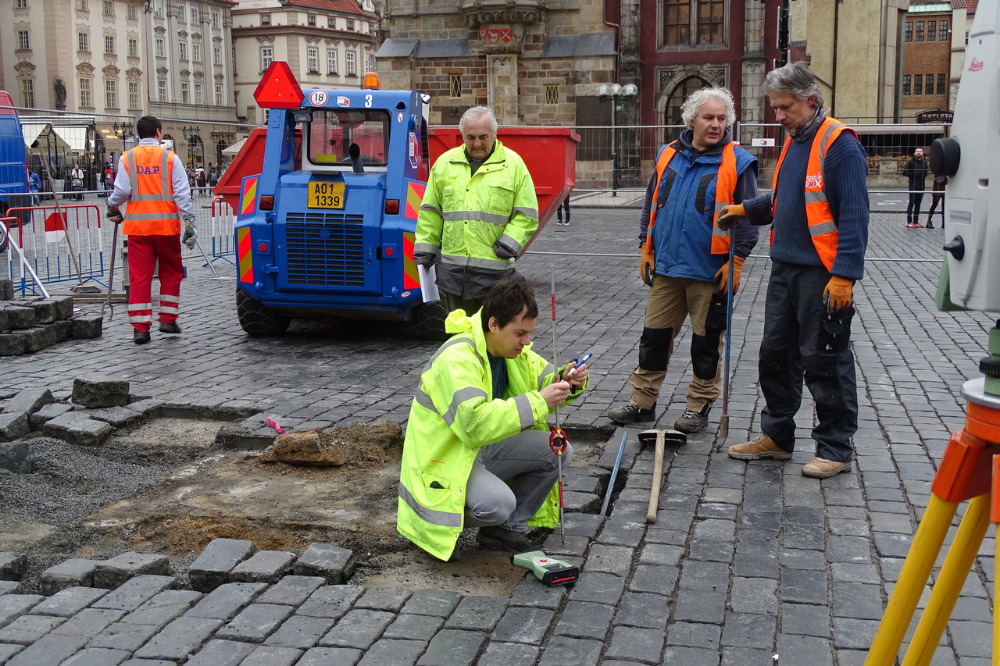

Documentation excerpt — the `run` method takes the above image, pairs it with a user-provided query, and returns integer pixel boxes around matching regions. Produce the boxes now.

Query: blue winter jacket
[639,128,759,282]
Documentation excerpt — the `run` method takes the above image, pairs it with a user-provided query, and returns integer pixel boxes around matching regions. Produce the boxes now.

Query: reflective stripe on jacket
[771,116,857,272]
[414,140,538,287]
[122,145,181,236]
[397,309,586,562]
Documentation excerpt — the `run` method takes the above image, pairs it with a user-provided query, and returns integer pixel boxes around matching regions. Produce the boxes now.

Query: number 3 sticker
[365,94,373,108]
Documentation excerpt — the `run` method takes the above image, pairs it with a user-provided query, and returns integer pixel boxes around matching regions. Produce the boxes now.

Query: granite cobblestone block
[0,614,66,644]
[93,554,171,589]
[240,645,303,666]
[31,586,108,617]
[60,647,132,666]
[417,628,486,666]
[491,607,554,645]
[399,589,461,618]
[188,538,257,592]
[293,543,356,584]
[42,411,114,446]
[443,595,506,632]
[296,584,363,619]
[317,608,394,649]
[255,576,324,607]
[263,614,337,649]
[185,638,256,666]
[215,603,295,643]
[29,402,74,429]
[133,615,224,661]
[0,553,27,581]
[359,639,427,666]
[535,636,603,666]
[354,586,412,613]
[3,633,87,666]
[229,550,296,585]
[384,613,444,641]
[123,590,203,627]
[51,608,125,638]
[185,582,266,621]
[91,576,176,611]
[0,594,43,629]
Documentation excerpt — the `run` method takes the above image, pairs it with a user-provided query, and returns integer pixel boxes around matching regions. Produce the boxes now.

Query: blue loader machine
[233,62,442,336]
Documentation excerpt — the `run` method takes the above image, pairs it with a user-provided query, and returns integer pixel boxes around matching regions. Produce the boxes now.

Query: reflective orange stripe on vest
[771,116,857,272]
[122,145,181,236]
[644,141,736,255]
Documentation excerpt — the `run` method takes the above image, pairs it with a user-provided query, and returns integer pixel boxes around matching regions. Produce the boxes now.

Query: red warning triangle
[254,62,305,109]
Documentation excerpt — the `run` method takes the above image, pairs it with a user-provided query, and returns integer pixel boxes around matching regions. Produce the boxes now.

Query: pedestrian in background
[107,115,198,345]
[70,163,84,201]
[556,189,571,226]
[608,87,758,434]
[413,106,538,316]
[903,147,927,228]
[926,175,946,229]
[27,167,41,205]
[720,61,869,479]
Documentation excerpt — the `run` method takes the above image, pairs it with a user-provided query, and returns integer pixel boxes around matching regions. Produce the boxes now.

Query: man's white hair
[459,106,498,135]
[680,87,736,129]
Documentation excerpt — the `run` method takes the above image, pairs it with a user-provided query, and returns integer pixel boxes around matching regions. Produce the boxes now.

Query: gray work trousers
[464,429,573,533]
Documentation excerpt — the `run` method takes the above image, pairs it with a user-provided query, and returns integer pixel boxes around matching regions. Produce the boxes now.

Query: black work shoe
[674,409,709,434]
[476,526,534,554]
[926,221,935,229]
[133,330,151,345]
[608,402,656,425]
[159,322,181,334]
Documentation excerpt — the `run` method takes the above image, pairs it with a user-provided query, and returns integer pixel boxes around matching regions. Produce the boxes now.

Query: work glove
[715,202,747,231]
[492,240,517,260]
[639,244,654,286]
[182,220,197,249]
[714,256,745,294]
[106,206,123,224]
[823,275,853,313]
[412,252,435,269]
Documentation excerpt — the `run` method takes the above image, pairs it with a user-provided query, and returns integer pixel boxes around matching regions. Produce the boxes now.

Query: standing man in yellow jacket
[107,116,197,345]
[397,274,589,562]
[413,106,538,315]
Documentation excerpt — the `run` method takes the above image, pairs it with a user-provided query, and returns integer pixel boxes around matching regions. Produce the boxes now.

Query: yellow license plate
[308,181,346,209]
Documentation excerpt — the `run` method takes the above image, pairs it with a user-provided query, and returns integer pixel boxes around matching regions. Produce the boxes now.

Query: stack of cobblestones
[0,279,103,357]
[0,380,162,446]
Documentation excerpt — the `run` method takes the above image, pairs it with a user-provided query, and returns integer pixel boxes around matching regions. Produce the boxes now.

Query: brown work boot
[727,433,792,460]
[801,457,852,479]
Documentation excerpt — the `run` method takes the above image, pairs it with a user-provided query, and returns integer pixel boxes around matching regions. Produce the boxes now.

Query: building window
[128,80,139,109]
[261,47,272,71]
[105,79,117,107]
[346,51,356,76]
[194,82,202,104]
[662,0,725,47]
[15,0,27,8]
[902,75,910,96]
[176,2,184,20]
[158,79,167,101]
[327,17,335,28]
[261,13,270,25]
[347,19,354,31]
[16,30,29,50]
[127,3,137,18]
[449,74,462,97]
[327,50,337,74]
[79,77,92,107]
[212,11,220,28]
[78,32,90,51]
[192,43,201,62]
[20,78,34,107]
[925,73,934,95]
[966,31,970,45]
[937,73,946,96]
[181,81,189,103]
[215,83,223,106]
[545,85,559,104]
[179,42,187,61]
[155,37,165,58]
[915,21,924,42]
[190,6,198,23]
[927,20,936,41]
[913,74,922,95]
[105,35,114,54]
[153,0,161,17]
[213,46,222,65]
[308,14,316,25]
[308,48,318,73]
[905,21,912,42]
[128,38,138,57]
[103,0,112,15]
[247,106,256,124]
[75,0,87,10]
[367,55,375,72]
[940,20,949,42]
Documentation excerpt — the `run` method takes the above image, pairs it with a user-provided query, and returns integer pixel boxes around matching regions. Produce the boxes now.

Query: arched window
[665,76,711,126]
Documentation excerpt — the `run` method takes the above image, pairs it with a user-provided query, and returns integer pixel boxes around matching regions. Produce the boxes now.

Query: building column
[487,55,518,124]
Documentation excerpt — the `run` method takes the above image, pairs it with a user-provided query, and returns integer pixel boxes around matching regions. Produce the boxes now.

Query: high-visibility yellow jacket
[397,309,586,561]
[414,140,538,298]
[121,145,182,236]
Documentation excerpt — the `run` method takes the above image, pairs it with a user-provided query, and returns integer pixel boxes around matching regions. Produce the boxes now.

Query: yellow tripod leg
[901,493,991,666]
[866,494,958,665]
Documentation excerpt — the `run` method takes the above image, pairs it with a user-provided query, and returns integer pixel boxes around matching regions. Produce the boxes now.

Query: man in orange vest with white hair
[107,115,197,345]
[719,62,869,479]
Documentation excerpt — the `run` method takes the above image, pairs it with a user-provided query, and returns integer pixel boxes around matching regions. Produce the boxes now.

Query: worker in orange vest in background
[107,115,197,345]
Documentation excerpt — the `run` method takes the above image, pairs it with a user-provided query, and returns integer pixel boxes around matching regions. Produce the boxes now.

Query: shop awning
[21,122,50,148]
[222,137,248,155]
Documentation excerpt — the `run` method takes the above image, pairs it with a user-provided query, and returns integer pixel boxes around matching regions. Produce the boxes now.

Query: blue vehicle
[0,90,29,252]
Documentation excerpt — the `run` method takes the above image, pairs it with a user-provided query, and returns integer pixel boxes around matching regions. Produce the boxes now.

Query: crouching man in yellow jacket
[397,273,590,562]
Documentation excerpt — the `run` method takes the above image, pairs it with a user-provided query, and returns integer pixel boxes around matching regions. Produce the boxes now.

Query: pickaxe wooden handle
[646,430,665,523]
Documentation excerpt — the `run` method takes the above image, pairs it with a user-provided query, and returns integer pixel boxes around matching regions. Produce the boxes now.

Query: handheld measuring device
[511,550,579,587]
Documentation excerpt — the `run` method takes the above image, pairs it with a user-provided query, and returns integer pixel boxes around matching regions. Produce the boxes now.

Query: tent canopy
[222,137,247,155]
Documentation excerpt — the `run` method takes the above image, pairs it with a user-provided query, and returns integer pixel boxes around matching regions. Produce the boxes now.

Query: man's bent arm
[824,134,869,281]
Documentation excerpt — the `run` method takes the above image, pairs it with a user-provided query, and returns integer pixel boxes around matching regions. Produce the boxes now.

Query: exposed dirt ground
[0,417,608,596]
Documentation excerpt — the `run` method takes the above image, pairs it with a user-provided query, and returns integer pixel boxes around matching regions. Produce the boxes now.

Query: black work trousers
[906,191,924,224]
[759,261,858,462]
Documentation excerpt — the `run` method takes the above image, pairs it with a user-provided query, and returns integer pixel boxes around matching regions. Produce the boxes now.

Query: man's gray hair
[459,106,498,135]
[764,61,824,108]
[680,87,736,128]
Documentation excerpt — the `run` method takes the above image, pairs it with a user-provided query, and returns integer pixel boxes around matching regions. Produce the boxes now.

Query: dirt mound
[260,419,403,468]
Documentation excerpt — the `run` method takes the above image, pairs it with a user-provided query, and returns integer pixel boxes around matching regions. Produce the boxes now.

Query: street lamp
[112,120,133,157]
[598,82,638,197]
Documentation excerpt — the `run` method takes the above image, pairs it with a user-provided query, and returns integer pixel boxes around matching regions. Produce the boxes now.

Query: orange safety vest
[771,116,857,272]
[644,141,736,255]
[121,145,181,236]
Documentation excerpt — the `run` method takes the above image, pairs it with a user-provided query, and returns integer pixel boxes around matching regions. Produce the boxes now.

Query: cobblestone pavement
[2,201,997,665]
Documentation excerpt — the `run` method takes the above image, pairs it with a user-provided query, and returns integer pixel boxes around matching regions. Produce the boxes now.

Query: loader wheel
[236,287,290,337]
[410,300,449,340]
